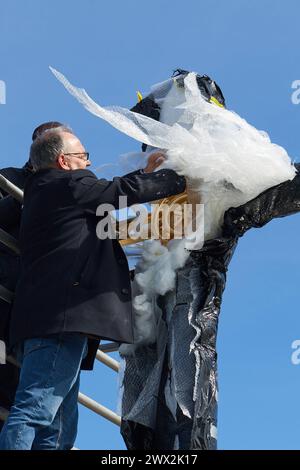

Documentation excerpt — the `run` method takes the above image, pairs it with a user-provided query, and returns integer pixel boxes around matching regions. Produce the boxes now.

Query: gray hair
[29,126,73,171]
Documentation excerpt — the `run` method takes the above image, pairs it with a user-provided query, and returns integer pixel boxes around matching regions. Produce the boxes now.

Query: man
[0,127,186,450]
[0,121,65,431]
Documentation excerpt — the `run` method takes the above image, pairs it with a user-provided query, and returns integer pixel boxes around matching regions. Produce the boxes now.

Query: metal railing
[0,174,122,429]
[0,175,23,203]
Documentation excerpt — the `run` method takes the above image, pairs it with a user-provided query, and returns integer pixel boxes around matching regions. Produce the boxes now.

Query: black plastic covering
[223,163,300,237]
[130,69,225,152]
[171,68,226,107]
[121,164,300,450]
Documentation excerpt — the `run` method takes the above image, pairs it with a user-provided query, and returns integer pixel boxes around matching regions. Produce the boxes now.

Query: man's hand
[143,152,166,173]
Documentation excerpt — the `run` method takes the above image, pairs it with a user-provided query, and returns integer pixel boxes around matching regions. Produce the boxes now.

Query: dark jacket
[0,165,32,416]
[0,166,32,340]
[0,166,31,248]
[9,167,186,369]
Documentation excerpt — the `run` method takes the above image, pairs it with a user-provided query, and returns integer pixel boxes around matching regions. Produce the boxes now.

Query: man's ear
[57,154,70,170]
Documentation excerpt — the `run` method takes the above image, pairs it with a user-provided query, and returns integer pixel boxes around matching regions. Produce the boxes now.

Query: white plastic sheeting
[50,67,295,240]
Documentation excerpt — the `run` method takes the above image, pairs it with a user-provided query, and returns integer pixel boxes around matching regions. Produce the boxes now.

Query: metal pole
[78,392,121,427]
[0,175,23,203]
[0,284,13,303]
[0,228,20,254]
[96,349,119,372]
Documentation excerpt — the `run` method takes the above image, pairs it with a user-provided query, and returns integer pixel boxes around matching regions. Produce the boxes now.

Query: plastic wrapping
[51,67,295,240]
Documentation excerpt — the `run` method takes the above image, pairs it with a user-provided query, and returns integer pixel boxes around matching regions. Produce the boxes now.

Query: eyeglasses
[64,152,90,161]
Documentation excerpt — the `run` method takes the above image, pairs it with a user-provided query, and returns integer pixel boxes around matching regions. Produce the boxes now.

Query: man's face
[58,132,91,170]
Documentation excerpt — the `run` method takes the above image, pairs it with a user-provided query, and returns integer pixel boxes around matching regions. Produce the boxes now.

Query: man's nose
[85,160,91,167]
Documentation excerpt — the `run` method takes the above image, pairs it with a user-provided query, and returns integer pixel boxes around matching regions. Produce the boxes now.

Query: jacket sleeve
[122,169,144,177]
[70,169,186,213]
[222,169,300,238]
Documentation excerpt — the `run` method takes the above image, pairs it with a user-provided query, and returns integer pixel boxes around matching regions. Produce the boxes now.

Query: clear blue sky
[1,0,300,450]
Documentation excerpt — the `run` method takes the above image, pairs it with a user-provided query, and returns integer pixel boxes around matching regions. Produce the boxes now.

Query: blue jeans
[0,332,88,450]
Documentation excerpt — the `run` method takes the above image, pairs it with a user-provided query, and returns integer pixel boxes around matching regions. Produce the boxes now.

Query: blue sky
[1,0,300,450]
